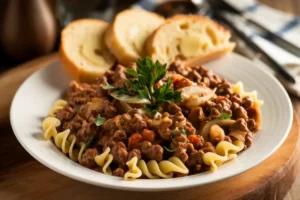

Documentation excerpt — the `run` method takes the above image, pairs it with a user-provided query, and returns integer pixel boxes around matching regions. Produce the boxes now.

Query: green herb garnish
[85,135,95,149]
[94,114,106,126]
[103,83,131,96]
[219,113,232,119]
[104,57,182,115]
[103,83,116,90]
[180,129,190,137]
[163,146,175,152]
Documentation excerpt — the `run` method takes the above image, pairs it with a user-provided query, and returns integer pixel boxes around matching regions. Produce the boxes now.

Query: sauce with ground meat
[53,61,260,177]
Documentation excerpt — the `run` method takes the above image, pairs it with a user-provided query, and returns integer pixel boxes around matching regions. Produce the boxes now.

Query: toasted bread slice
[60,19,116,83]
[105,9,165,66]
[145,15,235,66]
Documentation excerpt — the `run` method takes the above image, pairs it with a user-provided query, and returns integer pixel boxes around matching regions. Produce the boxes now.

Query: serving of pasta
[42,58,263,180]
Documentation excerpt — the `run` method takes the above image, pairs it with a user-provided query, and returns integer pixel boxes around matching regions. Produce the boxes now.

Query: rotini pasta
[94,147,113,175]
[137,157,189,179]
[232,82,263,108]
[48,99,68,116]
[42,116,86,162]
[203,140,245,171]
[124,157,142,180]
[41,59,262,180]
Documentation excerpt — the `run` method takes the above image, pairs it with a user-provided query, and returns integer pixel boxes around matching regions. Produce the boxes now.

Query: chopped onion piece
[179,85,213,99]
[201,119,235,141]
[185,88,217,108]
[110,92,150,104]
[229,131,247,142]
[119,101,132,112]
[229,132,245,142]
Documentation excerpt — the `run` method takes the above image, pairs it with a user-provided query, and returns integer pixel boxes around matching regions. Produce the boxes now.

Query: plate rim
[10,53,293,191]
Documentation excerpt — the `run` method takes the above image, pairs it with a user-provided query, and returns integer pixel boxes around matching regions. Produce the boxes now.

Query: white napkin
[222,0,300,94]
[224,0,300,48]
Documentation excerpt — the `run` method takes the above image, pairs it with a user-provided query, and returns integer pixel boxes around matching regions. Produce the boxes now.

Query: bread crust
[105,9,164,66]
[145,15,235,65]
[60,19,115,83]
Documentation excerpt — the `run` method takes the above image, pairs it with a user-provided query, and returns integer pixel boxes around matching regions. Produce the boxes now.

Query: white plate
[10,53,293,191]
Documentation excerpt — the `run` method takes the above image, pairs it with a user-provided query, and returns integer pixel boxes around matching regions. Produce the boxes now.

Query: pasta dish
[42,58,263,180]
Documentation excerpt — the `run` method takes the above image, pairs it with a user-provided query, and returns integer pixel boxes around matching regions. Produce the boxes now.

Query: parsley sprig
[104,57,182,115]
[94,114,106,126]
[219,113,232,119]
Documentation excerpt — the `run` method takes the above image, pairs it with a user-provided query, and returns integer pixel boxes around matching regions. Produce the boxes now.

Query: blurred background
[0,0,299,73]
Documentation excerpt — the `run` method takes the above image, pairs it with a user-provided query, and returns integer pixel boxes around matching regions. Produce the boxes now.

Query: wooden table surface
[0,1,299,200]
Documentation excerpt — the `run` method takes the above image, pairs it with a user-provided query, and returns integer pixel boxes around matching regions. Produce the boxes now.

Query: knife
[217,11,296,83]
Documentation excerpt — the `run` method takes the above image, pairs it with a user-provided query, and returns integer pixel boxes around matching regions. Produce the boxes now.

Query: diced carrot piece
[188,135,201,148]
[142,129,155,142]
[128,133,143,150]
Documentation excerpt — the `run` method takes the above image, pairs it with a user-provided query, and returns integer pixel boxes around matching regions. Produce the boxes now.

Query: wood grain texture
[0,53,57,125]
[0,54,300,200]
[1,1,299,199]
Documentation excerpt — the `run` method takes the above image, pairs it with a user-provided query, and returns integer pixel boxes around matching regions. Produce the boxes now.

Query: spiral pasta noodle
[136,157,189,179]
[42,117,86,162]
[94,147,113,175]
[203,140,244,171]
[48,99,68,116]
[43,101,115,176]
[232,82,263,108]
[124,157,142,180]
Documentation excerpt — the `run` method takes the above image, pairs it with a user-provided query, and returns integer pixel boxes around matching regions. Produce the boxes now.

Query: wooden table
[1,1,300,200]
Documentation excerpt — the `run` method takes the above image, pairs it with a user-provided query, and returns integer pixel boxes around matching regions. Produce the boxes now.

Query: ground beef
[173,147,188,163]
[112,168,125,177]
[162,103,182,115]
[231,93,242,105]
[140,141,163,162]
[247,107,259,122]
[103,114,131,135]
[187,150,204,167]
[169,61,189,76]
[67,81,107,108]
[174,78,192,90]
[188,107,206,129]
[97,64,127,87]
[147,145,163,162]
[62,115,84,135]
[111,142,128,167]
[81,148,98,168]
[112,130,127,143]
[53,62,262,178]
[55,106,75,122]
[154,117,173,140]
[76,121,98,143]
[242,96,254,110]
[245,132,254,149]
[233,106,248,120]
[247,119,257,132]
[79,98,117,120]
[128,116,147,134]
[230,118,249,132]
[170,112,186,129]
[216,79,232,96]
[170,132,188,149]
[201,142,215,153]
[224,135,232,143]
[128,149,142,161]
[214,96,232,114]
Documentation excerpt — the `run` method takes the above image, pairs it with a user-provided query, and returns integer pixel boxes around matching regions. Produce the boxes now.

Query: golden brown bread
[145,15,235,66]
[104,9,165,66]
[60,19,116,83]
